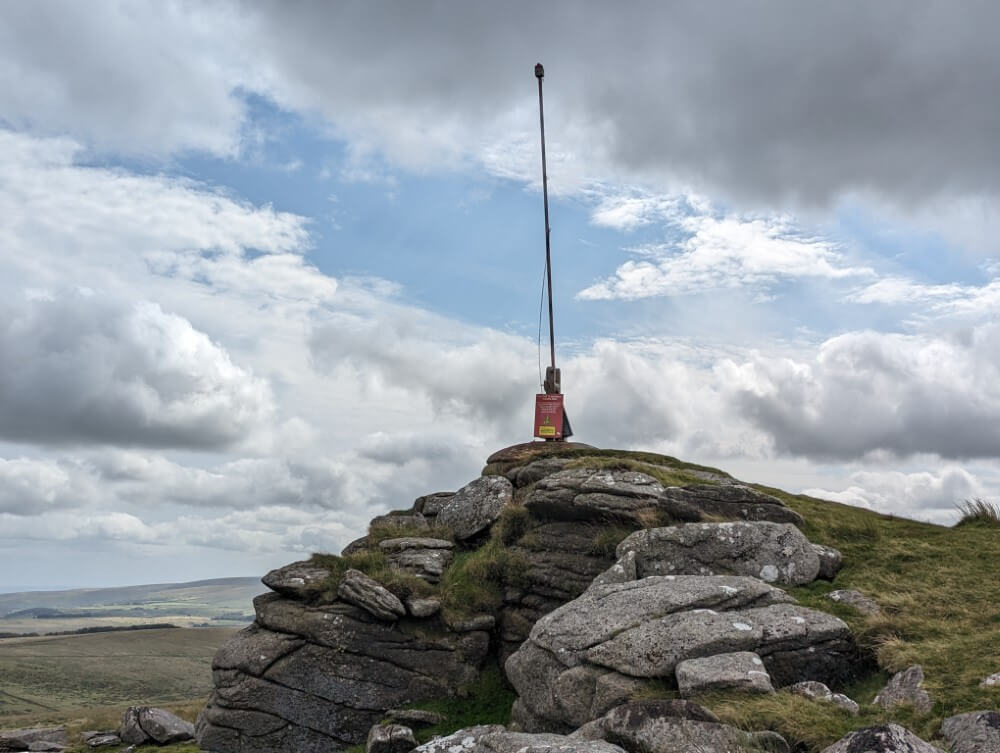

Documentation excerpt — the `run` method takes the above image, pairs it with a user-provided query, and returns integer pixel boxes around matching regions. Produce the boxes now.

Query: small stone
[820,723,939,753]
[940,710,1000,753]
[385,709,446,727]
[827,589,882,615]
[873,665,932,713]
[85,734,121,748]
[981,672,1000,687]
[338,568,406,621]
[414,492,455,516]
[412,725,506,753]
[261,559,330,599]
[675,651,774,696]
[406,597,441,618]
[366,723,417,753]
[811,544,843,580]
[787,680,859,715]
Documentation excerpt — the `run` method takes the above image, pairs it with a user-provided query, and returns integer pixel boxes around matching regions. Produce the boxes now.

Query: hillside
[194,444,1000,753]
[0,627,234,723]
[0,578,260,635]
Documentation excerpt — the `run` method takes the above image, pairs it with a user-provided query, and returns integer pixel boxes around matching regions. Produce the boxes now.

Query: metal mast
[535,62,559,394]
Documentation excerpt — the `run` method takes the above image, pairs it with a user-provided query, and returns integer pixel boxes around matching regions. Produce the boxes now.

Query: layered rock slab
[505,575,856,731]
[197,594,490,753]
[617,521,821,585]
[820,724,941,753]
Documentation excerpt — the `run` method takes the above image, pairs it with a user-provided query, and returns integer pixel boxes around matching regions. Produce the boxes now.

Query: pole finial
[535,63,544,78]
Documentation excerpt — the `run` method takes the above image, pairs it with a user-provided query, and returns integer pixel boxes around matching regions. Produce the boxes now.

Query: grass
[366,521,456,547]
[678,484,1000,749]
[561,456,719,489]
[309,551,436,604]
[0,627,231,728]
[954,497,1000,527]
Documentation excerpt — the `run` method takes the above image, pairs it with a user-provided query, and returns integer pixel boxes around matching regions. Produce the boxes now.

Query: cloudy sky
[3,1,1000,590]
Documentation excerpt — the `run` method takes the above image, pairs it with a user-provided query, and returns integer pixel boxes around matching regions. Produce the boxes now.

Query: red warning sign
[534,393,565,439]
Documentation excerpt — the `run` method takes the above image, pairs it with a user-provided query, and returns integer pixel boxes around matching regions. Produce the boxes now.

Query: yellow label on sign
[538,425,556,437]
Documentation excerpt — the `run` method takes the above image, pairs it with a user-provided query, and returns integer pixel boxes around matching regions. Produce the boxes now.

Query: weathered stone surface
[506,458,575,487]
[378,537,454,552]
[940,710,1000,753]
[414,492,454,516]
[370,513,430,532]
[412,725,506,753]
[406,597,441,618]
[827,589,882,615]
[524,468,668,524]
[342,536,370,555]
[500,521,621,661]
[379,539,454,583]
[438,476,514,540]
[120,707,194,745]
[506,574,856,731]
[338,569,406,621]
[366,724,416,753]
[263,560,329,599]
[590,551,637,588]
[812,544,844,580]
[384,709,446,727]
[0,728,67,750]
[479,731,626,753]
[661,485,804,526]
[874,665,932,713]
[617,521,821,585]
[787,681,859,715]
[571,704,787,753]
[445,613,496,632]
[675,651,774,696]
[820,724,941,753]
[982,672,1000,687]
[198,595,491,753]
[27,743,65,752]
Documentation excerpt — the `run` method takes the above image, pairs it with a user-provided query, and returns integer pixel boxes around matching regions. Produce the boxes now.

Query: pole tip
[535,63,544,78]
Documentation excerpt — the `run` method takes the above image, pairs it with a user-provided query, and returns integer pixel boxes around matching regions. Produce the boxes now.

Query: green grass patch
[397,663,515,743]
[562,456,717,489]
[366,522,455,546]
[439,539,528,622]
[309,551,435,603]
[590,526,634,558]
[745,485,1000,748]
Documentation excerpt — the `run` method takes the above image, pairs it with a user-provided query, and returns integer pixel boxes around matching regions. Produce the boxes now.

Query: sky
[3,1,1000,590]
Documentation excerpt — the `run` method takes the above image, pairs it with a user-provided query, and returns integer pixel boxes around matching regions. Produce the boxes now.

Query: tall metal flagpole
[535,63,558,395]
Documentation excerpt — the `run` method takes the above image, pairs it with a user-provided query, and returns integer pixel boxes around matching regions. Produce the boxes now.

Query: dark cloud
[5,2,999,206]
[240,0,1000,206]
[0,295,273,449]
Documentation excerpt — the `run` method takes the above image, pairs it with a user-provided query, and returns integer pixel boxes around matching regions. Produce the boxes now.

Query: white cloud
[579,208,872,300]
[0,295,273,449]
[848,275,1000,322]
[804,465,982,524]
[0,456,99,515]
[723,325,1000,460]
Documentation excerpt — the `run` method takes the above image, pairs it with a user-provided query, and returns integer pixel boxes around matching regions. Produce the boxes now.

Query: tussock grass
[955,497,1000,527]
[366,521,455,546]
[590,526,634,558]
[439,539,528,622]
[309,551,435,603]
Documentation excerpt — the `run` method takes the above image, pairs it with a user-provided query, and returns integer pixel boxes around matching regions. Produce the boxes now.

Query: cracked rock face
[505,575,857,731]
[196,595,490,753]
[660,485,805,526]
[873,665,933,714]
[617,521,821,585]
[438,476,514,540]
[675,651,774,696]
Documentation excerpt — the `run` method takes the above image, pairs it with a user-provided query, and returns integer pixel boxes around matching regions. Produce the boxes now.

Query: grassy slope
[701,486,1000,749]
[0,627,233,721]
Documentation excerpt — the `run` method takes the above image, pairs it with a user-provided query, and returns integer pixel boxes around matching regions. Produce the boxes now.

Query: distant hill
[0,577,262,634]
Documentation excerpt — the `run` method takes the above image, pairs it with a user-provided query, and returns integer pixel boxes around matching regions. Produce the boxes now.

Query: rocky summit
[195,443,997,753]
